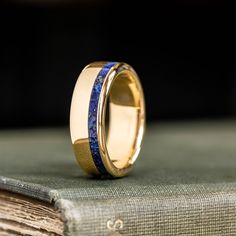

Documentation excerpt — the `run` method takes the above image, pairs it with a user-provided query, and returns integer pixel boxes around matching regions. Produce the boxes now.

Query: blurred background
[0,0,235,128]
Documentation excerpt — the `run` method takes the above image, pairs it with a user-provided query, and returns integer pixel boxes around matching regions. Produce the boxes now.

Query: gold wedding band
[70,62,145,177]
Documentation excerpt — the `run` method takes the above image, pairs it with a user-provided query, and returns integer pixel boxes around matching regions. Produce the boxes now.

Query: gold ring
[70,62,145,177]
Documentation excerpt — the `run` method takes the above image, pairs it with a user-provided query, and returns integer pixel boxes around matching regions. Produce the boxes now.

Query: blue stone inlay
[88,62,117,175]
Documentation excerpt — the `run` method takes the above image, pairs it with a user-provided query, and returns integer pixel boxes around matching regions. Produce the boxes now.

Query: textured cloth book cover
[1,121,236,235]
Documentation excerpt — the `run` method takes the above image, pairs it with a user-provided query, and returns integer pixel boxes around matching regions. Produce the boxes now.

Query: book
[1,121,236,235]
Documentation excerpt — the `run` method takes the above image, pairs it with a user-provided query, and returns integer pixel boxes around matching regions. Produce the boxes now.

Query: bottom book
[1,121,236,235]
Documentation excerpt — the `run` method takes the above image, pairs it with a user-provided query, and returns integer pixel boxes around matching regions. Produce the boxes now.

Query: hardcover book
[1,121,236,235]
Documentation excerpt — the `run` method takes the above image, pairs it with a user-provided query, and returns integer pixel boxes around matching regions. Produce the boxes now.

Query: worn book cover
[1,121,236,235]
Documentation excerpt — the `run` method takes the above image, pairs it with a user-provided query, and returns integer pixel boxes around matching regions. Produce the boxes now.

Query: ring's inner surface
[106,70,142,169]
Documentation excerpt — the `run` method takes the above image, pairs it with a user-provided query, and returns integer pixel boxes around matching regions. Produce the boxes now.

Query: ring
[70,62,145,177]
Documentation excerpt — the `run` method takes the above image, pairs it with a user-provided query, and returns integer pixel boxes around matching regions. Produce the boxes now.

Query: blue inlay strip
[88,62,117,175]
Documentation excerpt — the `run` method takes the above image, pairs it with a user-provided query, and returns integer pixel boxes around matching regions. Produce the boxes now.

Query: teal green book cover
[1,122,236,235]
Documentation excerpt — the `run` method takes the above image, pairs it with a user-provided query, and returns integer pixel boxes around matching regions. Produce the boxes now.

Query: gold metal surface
[70,63,103,176]
[70,62,145,177]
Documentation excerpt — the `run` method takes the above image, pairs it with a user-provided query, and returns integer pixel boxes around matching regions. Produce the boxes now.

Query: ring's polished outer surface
[70,62,145,177]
